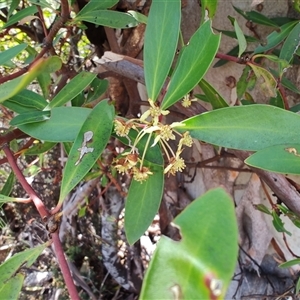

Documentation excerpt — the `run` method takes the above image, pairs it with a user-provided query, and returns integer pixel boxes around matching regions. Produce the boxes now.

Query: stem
[2,144,50,220]
[51,232,80,300]
[215,52,244,64]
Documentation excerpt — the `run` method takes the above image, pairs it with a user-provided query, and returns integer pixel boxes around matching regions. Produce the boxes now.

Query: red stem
[2,144,50,220]
[52,232,80,300]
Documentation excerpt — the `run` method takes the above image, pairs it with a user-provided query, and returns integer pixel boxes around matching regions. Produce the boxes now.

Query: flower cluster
[113,99,193,182]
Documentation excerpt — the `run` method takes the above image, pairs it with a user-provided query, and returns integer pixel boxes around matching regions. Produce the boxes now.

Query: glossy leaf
[0,56,62,103]
[45,72,96,109]
[144,0,181,102]
[10,110,50,126]
[2,5,37,29]
[234,19,247,57]
[0,242,49,290]
[18,107,91,142]
[140,188,238,299]
[59,100,114,203]
[233,6,279,28]
[280,21,300,63]
[255,21,298,54]
[161,21,220,109]
[198,79,228,109]
[249,63,277,97]
[127,10,148,24]
[8,0,21,18]
[177,104,300,151]
[214,28,257,43]
[3,89,47,113]
[201,0,218,21]
[245,144,300,175]
[75,10,138,28]
[86,78,108,104]
[125,163,164,245]
[0,43,27,65]
[0,273,24,300]
[75,0,118,18]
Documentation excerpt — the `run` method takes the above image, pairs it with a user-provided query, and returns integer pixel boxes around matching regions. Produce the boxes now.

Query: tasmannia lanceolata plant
[2,0,300,298]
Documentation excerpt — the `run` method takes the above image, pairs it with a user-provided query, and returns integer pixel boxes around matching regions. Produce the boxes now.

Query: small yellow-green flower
[114,119,132,137]
[180,132,193,147]
[132,166,153,182]
[164,156,186,176]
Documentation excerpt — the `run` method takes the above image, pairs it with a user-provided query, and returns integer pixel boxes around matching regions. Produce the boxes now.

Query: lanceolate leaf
[2,5,37,29]
[177,104,300,151]
[140,188,238,299]
[75,0,118,18]
[0,43,27,65]
[10,110,50,126]
[245,144,300,175]
[45,72,96,109]
[255,21,298,54]
[0,242,49,294]
[0,273,24,300]
[0,56,62,103]
[161,21,220,110]
[76,10,138,28]
[59,100,114,203]
[144,0,181,102]
[3,89,48,113]
[18,107,91,142]
[280,21,300,63]
[198,79,228,109]
[125,162,164,245]
[234,19,247,57]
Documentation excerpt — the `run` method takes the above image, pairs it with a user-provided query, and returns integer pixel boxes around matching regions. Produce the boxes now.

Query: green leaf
[177,104,300,151]
[234,19,247,57]
[86,78,108,104]
[0,43,27,65]
[10,110,50,126]
[75,11,138,28]
[28,0,54,9]
[2,5,38,29]
[201,0,218,22]
[255,21,298,54]
[278,258,300,268]
[0,273,24,300]
[75,0,118,18]
[245,144,300,175]
[0,194,29,203]
[140,188,238,299]
[233,6,279,28]
[45,72,96,109]
[213,45,239,68]
[59,100,114,203]
[254,204,272,215]
[8,0,21,18]
[161,21,220,109]
[0,242,49,289]
[272,211,291,235]
[125,163,164,245]
[127,10,148,24]
[0,172,15,196]
[249,63,277,97]
[18,107,91,142]
[24,141,56,155]
[3,89,48,113]
[198,79,228,109]
[280,21,300,63]
[269,91,284,109]
[297,277,300,294]
[214,28,258,43]
[0,56,62,103]
[237,65,252,99]
[144,0,181,102]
